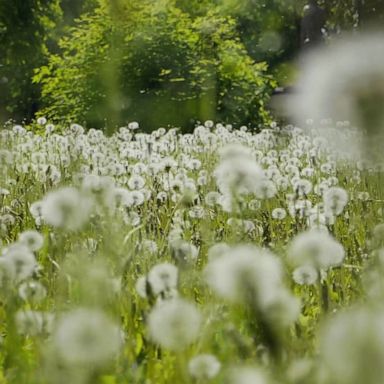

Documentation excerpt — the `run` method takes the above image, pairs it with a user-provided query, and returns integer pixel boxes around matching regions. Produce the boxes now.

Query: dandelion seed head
[272,208,287,220]
[229,367,269,384]
[188,354,221,380]
[292,265,318,285]
[18,230,44,252]
[320,307,384,384]
[291,33,384,162]
[53,309,122,367]
[19,281,47,302]
[16,310,53,336]
[288,229,345,269]
[41,187,93,230]
[3,244,37,281]
[147,298,201,350]
[323,187,348,216]
[147,263,178,296]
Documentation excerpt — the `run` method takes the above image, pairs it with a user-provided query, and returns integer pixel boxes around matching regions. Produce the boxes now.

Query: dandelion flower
[272,208,287,220]
[204,245,299,326]
[41,187,93,230]
[188,354,221,380]
[37,117,47,125]
[320,307,384,384]
[147,298,202,350]
[147,263,178,296]
[4,244,37,281]
[170,240,199,265]
[291,32,384,161]
[214,146,264,196]
[18,230,44,252]
[53,308,122,367]
[19,281,47,302]
[288,229,345,269]
[292,265,318,285]
[323,187,348,216]
[254,178,277,200]
[16,310,53,336]
[229,367,269,384]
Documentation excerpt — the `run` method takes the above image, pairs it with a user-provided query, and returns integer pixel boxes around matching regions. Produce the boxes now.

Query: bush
[34,0,275,132]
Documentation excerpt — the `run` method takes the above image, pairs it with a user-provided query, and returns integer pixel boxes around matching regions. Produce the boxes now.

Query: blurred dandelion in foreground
[188,354,221,380]
[214,144,264,197]
[205,245,300,328]
[52,308,122,367]
[147,262,178,297]
[288,229,345,270]
[323,187,348,217]
[2,244,37,282]
[292,265,318,285]
[320,307,384,384]
[41,187,93,230]
[290,33,384,162]
[229,366,269,384]
[18,281,47,302]
[147,298,202,350]
[16,310,53,336]
[18,230,44,252]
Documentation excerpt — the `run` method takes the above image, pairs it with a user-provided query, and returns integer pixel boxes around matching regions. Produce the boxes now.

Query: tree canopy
[34,0,275,131]
[1,0,383,130]
[0,0,61,121]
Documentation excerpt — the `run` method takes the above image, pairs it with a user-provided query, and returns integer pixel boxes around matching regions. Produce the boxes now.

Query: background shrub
[34,0,275,131]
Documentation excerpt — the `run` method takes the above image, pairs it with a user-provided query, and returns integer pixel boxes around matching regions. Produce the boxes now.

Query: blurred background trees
[0,0,61,122]
[34,0,275,131]
[1,0,383,131]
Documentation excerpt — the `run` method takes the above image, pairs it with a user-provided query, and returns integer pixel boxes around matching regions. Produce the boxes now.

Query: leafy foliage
[321,0,384,29]
[2,0,384,127]
[0,0,61,122]
[219,0,303,67]
[34,0,275,131]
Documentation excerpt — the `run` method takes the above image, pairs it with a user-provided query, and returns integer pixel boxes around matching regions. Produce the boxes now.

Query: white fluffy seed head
[272,208,287,220]
[41,187,93,230]
[207,242,231,261]
[320,307,384,384]
[53,308,122,367]
[188,354,221,380]
[288,229,345,269]
[323,187,349,216]
[19,281,47,302]
[292,265,318,285]
[204,245,283,303]
[214,145,264,197]
[229,367,269,384]
[16,310,53,336]
[147,263,178,296]
[18,230,44,252]
[147,298,201,351]
[290,33,384,162]
[3,244,37,281]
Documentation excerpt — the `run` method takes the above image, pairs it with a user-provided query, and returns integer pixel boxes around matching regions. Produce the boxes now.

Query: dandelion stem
[318,279,329,313]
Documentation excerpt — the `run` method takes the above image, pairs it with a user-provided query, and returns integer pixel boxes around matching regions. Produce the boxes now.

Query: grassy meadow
[0,119,383,383]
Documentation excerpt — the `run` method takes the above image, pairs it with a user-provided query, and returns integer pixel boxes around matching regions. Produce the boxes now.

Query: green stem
[318,278,329,314]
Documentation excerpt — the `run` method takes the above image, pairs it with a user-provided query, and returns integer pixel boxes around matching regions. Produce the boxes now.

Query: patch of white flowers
[0,116,381,383]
